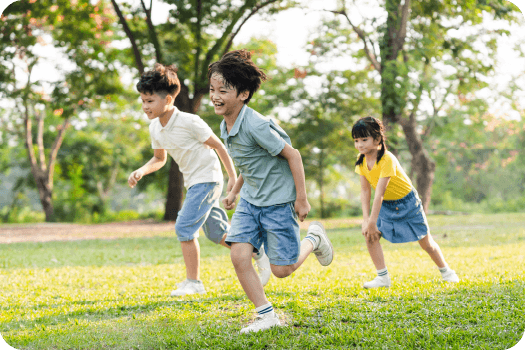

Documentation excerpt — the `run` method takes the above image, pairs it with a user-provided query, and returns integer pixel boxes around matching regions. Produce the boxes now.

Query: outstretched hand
[128,169,144,188]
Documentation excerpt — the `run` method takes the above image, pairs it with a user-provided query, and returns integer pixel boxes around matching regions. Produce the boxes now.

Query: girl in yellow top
[352,117,459,288]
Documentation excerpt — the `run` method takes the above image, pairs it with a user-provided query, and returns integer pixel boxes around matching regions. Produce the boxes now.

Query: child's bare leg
[366,238,386,270]
[270,239,314,278]
[418,234,446,268]
[181,238,200,280]
[219,234,261,257]
[230,242,268,307]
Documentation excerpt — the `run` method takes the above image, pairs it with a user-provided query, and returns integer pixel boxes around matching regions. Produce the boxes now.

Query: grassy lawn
[1,213,524,349]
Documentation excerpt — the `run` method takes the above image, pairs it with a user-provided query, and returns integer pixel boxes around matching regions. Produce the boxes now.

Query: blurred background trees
[0,0,523,223]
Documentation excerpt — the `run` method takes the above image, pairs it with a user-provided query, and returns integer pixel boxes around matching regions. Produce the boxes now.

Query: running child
[352,116,459,288]
[128,63,271,296]
[208,49,334,333]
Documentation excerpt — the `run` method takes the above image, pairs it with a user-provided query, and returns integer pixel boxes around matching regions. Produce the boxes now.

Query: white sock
[377,267,389,277]
[438,266,450,274]
[255,303,274,317]
[303,235,319,250]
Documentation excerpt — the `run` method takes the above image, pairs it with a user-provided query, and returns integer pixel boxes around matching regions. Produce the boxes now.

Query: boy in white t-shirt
[128,63,271,296]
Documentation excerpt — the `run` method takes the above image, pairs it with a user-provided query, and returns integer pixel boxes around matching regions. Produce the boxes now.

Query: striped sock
[377,268,388,277]
[303,235,319,250]
[255,303,274,317]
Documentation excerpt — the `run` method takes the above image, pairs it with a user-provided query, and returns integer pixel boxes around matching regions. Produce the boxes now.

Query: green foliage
[1,214,524,349]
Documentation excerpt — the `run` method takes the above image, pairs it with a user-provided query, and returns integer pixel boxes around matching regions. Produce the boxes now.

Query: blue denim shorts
[226,198,300,266]
[377,189,429,243]
[175,182,229,244]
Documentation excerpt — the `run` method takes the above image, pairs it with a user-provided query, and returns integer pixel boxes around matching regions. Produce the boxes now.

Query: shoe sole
[310,221,334,266]
[170,290,207,297]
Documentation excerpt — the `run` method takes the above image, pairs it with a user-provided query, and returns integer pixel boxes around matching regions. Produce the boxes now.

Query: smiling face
[354,135,381,156]
[140,92,171,120]
[209,72,248,119]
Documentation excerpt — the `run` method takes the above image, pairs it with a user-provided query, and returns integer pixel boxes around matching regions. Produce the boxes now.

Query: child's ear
[240,90,249,101]
[165,94,174,105]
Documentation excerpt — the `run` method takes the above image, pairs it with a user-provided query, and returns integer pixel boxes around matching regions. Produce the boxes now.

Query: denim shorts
[377,189,429,243]
[175,182,229,244]
[226,198,300,266]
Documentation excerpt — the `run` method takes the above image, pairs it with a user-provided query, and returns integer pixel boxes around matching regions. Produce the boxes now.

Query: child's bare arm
[279,143,311,222]
[223,174,243,210]
[203,134,237,192]
[366,177,391,243]
[128,149,167,188]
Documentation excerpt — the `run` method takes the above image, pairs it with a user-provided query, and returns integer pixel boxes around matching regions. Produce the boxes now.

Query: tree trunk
[164,158,184,221]
[32,172,55,222]
[400,119,436,213]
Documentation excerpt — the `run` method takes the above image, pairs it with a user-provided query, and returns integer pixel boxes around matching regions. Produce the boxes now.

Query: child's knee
[230,245,252,268]
[271,265,293,279]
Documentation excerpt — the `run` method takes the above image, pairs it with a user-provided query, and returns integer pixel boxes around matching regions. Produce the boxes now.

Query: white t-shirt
[149,108,223,189]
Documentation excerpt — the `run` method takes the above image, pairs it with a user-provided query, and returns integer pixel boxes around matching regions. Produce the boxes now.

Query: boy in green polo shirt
[208,49,335,333]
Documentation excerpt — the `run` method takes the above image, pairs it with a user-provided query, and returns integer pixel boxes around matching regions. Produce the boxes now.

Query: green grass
[1,213,524,349]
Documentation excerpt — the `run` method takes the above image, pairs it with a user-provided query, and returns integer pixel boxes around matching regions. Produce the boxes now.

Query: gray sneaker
[306,221,334,266]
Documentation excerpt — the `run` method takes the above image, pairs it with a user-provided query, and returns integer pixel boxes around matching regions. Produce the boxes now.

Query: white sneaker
[441,269,459,283]
[363,275,391,289]
[170,279,206,296]
[240,313,281,334]
[254,248,271,286]
[306,221,334,266]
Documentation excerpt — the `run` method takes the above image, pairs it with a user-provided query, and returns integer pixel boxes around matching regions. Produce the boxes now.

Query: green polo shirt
[220,105,296,207]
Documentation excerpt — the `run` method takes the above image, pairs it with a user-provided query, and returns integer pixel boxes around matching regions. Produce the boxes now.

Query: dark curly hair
[352,116,387,167]
[136,63,181,99]
[207,49,268,104]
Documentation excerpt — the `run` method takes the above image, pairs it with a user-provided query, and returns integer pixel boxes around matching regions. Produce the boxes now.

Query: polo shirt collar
[220,104,248,138]
[161,107,180,129]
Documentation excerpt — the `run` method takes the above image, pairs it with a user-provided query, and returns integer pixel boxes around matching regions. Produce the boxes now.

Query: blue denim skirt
[377,189,429,243]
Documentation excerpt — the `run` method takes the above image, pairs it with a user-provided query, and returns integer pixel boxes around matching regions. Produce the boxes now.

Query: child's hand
[222,192,237,210]
[365,222,382,243]
[226,177,236,193]
[361,220,368,236]
[295,198,311,222]
[128,169,144,188]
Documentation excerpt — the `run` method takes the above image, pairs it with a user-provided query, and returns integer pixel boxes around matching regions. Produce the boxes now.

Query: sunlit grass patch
[1,213,524,349]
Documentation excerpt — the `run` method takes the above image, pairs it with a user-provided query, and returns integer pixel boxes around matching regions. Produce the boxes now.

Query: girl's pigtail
[377,138,386,163]
[355,153,365,167]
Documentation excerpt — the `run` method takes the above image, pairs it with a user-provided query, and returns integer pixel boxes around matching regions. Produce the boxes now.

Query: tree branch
[331,9,381,73]
[395,0,411,53]
[140,0,163,63]
[47,117,69,190]
[22,62,39,178]
[35,105,46,172]
[111,0,145,73]
[203,0,280,78]
[194,0,202,86]
[222,0,279,56]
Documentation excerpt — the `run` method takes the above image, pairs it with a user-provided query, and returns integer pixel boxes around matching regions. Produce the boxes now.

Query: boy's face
[209,73,248,118]
[140,92,171,120]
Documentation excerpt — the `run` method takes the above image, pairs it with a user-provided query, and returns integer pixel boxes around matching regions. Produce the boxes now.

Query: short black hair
[207,49,268,104]
[136,63,181,98]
